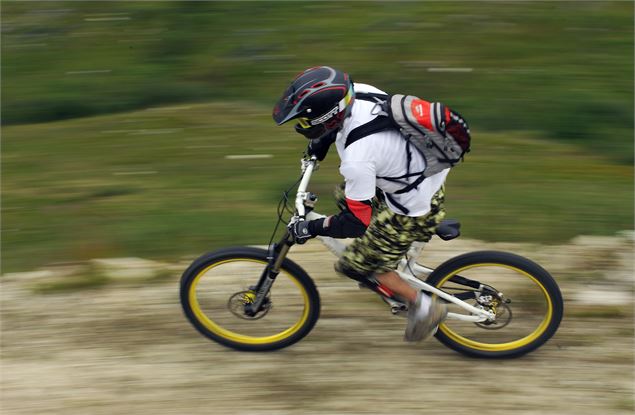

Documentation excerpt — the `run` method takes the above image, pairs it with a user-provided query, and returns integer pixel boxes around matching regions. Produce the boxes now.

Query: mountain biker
[272,66,471,342]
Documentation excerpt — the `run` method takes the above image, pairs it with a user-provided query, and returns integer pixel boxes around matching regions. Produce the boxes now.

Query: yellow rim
[437,263,553,352]
[188,258,311,345]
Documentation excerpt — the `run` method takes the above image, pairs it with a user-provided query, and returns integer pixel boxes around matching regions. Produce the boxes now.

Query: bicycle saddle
[435,219,461,241]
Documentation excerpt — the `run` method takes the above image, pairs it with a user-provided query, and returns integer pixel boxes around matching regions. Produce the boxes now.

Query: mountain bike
[180,156,563,358]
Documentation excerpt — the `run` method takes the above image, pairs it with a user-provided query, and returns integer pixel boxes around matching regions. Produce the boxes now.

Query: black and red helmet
[273,66,355,140]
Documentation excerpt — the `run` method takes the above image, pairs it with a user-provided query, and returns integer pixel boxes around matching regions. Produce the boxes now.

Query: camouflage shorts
[335,184,446,281]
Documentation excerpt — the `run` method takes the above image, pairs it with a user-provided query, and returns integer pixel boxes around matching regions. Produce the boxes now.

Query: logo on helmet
[310,105,340,126]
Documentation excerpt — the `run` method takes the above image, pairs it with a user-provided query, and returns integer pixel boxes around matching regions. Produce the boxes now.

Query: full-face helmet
[273,66,354,140]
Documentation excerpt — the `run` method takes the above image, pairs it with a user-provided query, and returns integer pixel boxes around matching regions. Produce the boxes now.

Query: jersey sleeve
[339,160,376,201]
[308,160,375,239]
[310,142,378,239]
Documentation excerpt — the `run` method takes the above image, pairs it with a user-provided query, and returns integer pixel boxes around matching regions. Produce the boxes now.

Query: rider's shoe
[404,292,448,342]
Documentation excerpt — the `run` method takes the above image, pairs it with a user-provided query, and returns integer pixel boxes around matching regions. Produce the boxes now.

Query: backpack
[346,92,471,200]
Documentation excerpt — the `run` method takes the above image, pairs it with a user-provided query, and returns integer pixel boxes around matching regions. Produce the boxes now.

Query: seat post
[405,241,426,271]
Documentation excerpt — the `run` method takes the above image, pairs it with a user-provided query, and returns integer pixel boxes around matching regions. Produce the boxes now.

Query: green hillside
[2,103,632,272]
[2,1,633,162]
[2,2,633,272]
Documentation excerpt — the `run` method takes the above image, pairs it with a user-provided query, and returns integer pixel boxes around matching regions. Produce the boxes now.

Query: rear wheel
[180,247,320,351]
[426,251,563,358]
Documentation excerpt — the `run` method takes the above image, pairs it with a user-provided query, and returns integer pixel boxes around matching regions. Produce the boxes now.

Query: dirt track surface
[2,236,634,414]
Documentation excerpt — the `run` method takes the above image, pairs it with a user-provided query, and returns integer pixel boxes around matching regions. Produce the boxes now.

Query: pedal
[390,304,408,315]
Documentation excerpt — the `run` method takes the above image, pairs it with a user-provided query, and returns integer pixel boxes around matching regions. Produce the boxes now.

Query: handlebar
[294,156,318,218]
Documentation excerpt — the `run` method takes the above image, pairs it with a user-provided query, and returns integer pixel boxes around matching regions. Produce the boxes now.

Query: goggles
[297,117,312,129]
[295,85,355,132]
[295,122,329,140]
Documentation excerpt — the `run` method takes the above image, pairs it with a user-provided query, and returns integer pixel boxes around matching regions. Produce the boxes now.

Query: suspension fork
[247,232,294,314]
[246,156,314,314]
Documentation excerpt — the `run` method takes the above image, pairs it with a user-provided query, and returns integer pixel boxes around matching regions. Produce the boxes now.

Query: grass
[3,2,632,273]
[445,132,634,241]
[2,102,633,273]
[2,1,633,162]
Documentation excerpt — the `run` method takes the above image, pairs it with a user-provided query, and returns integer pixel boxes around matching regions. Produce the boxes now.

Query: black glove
[306,130,337,161]
[288,219,316,244]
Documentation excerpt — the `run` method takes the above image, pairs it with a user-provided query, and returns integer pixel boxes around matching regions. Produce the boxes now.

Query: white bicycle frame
[296,157,494,324]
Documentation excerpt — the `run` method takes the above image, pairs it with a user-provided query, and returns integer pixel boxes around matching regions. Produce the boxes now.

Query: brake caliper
[475,289,512,329]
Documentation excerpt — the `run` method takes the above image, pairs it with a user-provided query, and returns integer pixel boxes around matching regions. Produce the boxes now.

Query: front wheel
[426,251,563,359]
[180,247,320,351]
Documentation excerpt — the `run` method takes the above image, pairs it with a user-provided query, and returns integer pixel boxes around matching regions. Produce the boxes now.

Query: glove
[288,219,316,244]
[306,130,337,161]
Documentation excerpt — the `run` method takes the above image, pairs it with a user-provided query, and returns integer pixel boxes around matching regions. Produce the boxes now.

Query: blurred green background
[2,1,633,273]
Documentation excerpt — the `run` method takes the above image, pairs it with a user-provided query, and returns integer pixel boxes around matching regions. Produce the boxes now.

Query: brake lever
[300,156,318,173]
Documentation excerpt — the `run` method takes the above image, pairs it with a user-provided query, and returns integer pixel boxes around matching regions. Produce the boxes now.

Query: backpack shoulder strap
[345,91,394,148]
[345,116,394,148]
[355,92,389,102]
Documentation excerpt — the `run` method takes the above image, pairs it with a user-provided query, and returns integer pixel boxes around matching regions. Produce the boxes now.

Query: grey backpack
[345,92,471,195]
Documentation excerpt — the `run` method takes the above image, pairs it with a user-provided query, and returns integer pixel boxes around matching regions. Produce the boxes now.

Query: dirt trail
[1,236,633,415]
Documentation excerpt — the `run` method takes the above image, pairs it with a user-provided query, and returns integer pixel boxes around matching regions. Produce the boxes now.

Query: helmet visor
[273,83,301,125]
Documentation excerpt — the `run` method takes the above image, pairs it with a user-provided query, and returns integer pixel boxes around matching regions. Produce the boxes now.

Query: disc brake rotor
[475,301,513,330]
[228,290,271,320]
